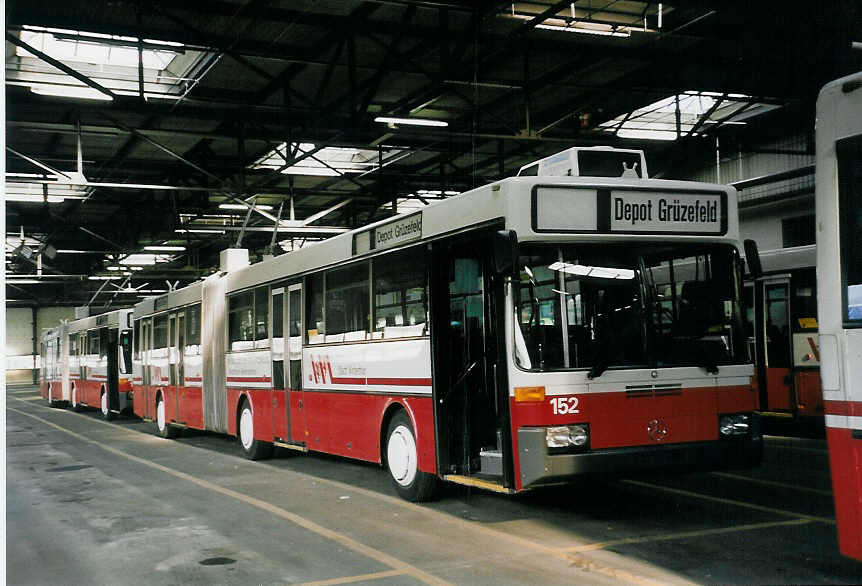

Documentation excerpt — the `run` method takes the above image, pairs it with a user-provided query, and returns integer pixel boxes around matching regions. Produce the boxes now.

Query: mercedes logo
[647,418,668,442]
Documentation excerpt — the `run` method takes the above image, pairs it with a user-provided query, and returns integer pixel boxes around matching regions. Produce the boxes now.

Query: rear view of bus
[502,147,761,491]
[815,72,862,562]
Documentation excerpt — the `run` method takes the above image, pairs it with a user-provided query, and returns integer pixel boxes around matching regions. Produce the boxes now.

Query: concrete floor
[7,385,862,585]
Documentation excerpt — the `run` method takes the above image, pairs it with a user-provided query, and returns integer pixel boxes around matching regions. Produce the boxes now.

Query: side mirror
[492,230,519,275]
[743,239,763,279]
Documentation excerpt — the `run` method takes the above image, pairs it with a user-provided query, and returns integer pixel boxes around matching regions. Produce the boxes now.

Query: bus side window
[306,273,325,344]
[325,261,369,342]
[373,248,428,339]
[228,291,255,351]
[255,286,269,347]
[186,304,201,355]
[153,315,168,349]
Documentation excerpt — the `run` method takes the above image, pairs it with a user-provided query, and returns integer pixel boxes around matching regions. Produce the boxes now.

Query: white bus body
[815,71,862,561]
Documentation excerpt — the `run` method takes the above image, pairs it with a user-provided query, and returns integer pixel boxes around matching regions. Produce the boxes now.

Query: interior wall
[6,306,75,385]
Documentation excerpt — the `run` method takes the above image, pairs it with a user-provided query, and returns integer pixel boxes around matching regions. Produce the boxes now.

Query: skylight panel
[10,26,211,101]
[599,91,782,141]
[250,143,406,177]
[17,26,179,71]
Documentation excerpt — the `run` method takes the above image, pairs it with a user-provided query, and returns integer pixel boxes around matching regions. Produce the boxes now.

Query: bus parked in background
[40,323,70,407]
[68,309,134,420]
[132,146,761,501]
[815,71,862,562]
[743,245,822,423]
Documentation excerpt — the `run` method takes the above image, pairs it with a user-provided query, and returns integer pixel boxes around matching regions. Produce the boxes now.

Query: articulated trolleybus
[816,72,862,562]
[132,146,760,501]
[40,309,134,420]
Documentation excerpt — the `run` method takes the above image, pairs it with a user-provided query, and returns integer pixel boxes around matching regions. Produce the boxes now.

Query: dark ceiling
[6,0,862,308]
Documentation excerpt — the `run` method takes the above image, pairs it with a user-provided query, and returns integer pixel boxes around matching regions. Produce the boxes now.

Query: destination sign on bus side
[353,212,423,255]
[609,191,724,234]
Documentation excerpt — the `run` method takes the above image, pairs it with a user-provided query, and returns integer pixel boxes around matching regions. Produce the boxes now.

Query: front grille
[625,383,683,398]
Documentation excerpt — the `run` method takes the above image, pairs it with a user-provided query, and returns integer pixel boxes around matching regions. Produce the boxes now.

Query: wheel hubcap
[387,425,417,487]
[101,393,108,415]
[240,408,254,450]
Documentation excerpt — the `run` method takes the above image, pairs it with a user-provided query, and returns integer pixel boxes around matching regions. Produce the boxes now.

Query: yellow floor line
[622,479,836,525]
[297,569,408,585]
[711,471,833,497]
[8,405,451,586]
[563,518,812,553]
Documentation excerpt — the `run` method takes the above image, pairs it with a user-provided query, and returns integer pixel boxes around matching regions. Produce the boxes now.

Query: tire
[156,395,178,439]
[238,401,273,460]
[71,387,84,412]
[385,410,437,502]
[101,391,116,421]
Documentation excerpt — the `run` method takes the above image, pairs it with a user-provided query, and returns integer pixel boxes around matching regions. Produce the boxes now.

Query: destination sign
[609,191,724,234]
[532,187,727,235]
[353,212,423,255]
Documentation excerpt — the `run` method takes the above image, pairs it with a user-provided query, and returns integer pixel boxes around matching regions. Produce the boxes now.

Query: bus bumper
[517,421,762,489]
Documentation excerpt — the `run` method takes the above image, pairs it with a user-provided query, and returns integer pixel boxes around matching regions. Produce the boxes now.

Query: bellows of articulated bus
[517,146,649,179]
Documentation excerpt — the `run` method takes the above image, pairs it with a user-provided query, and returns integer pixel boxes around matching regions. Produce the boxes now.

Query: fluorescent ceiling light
[143,245,186,251]
[375,117,448,127]
[7,279,44,284]
[218,203,274,211]
[534,23,630,37]
[88,276,123,280]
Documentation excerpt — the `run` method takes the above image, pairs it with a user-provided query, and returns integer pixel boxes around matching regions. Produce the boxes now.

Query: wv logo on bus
[309,355,334,384]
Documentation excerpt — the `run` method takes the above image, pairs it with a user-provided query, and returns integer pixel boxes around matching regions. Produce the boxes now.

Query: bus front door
[140,319,154,419]
[756,278,794,413]
[432,239,510,483]
[106,329,120,412]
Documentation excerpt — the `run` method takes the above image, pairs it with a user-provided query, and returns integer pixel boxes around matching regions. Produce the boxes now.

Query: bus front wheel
[385,411,437,502]
[238,401,273,460]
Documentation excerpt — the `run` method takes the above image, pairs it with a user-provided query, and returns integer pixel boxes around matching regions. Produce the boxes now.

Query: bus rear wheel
[385,411,437,502]
[101,391,116,421]
[238,401,273,460]
[156,395,178,439]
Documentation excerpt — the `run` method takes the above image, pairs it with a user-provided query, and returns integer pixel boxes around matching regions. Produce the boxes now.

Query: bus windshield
[514,242,745,376]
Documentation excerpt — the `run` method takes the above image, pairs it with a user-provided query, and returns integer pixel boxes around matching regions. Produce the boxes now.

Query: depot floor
[6,386,862,585]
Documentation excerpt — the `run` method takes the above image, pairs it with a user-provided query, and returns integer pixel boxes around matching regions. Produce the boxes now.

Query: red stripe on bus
[185,377,202,382]
[824,400,862,417]
[226,376,272,383]
[366,377,432,386]
[330,377,366,385]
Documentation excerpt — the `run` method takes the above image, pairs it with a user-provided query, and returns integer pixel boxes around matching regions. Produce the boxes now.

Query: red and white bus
[815,71,862,561]
[132,146,761,501]
[67,309,134,420]
[40,323,71,407]
[743,245,823,422]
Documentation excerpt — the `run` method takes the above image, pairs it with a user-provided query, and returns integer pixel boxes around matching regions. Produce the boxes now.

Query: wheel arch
[379,400,414,466]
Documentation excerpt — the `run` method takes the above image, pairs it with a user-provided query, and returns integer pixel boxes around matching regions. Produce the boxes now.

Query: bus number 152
[550,397,580,415]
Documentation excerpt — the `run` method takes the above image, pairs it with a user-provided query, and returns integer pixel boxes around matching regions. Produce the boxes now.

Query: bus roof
[135,173,740,316]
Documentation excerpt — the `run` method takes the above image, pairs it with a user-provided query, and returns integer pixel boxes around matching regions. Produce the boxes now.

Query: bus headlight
[546,424,589,449]
[719,414,750,437]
